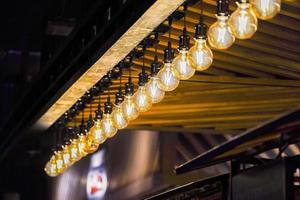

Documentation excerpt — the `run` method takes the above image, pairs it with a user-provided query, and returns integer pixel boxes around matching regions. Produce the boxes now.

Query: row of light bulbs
[45,0,281,176]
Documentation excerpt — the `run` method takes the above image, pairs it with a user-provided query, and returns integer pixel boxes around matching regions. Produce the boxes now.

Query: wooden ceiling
[73,0,300,135]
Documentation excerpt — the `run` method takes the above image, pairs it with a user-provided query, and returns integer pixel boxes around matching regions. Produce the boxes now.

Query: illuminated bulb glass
[62,145,72,167]
[157,63,180,91]
[101,113,118,138]
[250,0,280,20]
[188,38,213,71]
[44,156,58,177]
[134,86,152,112]
[229,2,257,39]
[77,134,88,157]
[90,120,106,144]
[54,151,65,174]
[69,139,80,162]
[208,15,235,50]
[146,76,165,103]
[172,49,195,80]
[112,104,129,129]
[122,95,139,121]
[86,131,99,154]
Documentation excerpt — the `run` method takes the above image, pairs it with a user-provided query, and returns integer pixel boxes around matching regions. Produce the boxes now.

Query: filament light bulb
[112,104,129,129]
[122,95,139,121]
[44,156,58,177]
[172,50,195,80]
[69,138,80,162]
[188,38,213,71]
[134,85,152,112]
[229,1,258,39]
[89,119,106,146]
[208,15,235,50]
[250,0,280,20]
[146,76,165,103]
[101,113,118,138]
[157,63,180,91]
[54,150,65,173]
[62,144,72,167]
[77,134,88,157]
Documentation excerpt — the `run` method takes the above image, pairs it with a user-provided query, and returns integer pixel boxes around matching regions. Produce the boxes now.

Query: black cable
[200,0,204,23]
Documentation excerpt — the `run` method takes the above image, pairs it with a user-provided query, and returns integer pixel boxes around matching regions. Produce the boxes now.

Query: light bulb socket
[115,90,124,105]
[151,57,161,76]
[217,0,229,16]
[125,81,134,96]
[138,72,149,86]
[164,41,174,63]
[95,105,103,120]
[55,144,63,151]
[87,114,94,129]
[238,0,249,3]
[104,97,113,114]
[178,28,190,50]
[100,75,112,88]
[80,123,88,135]
[195,23,208,39]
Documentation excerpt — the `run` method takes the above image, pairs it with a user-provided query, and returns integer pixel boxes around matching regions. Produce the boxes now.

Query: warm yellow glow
[172,49,195,80]
[54,151,65,173]
[89,120,107,144]
[44,156,58,177]
[69,139,80,162]
[77,134,88,157]
[188,38,213,71]
[112,104,129,129]
[101,114,118,138]
[134,86,152,112]
[62,145,72,167]
[122,95,139,121]
[86,131,100,154]
[157,63,180,91]
[208,15,235,50]
[146,76,165,103]
[250,0,281,20]
[229,2,258,39]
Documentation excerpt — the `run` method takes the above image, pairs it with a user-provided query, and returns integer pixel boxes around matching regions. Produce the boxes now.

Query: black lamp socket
[138,72,149,86]
[125,81,134,96]
[195,23,208,39]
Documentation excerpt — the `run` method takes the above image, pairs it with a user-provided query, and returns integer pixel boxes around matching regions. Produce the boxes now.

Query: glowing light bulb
[208,15,235,50]
[69,138,80,162]
[157,63,180,91]
[112,104,129,129]
[146,76,165,103]
[54,151,65,174]
[172,49,195,80]
[189,38,213,71]
[88,119,106,149]
[77,134,88,157]
[134,85,152,112]
[229,1,257,39]
[62,144,72,167]
[44,156,58,177]
[250,0,280,20]
[101,113,118,138]
[122,95,139,121]
[86,131,99,154]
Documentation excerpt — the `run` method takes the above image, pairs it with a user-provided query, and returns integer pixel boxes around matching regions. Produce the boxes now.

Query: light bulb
[62,144,72,167]
[122,95,139,121]
[134,86,152,112]
[229,1,258,39]
[157,63,180,91]
[69,138,80,162]
[54,151,65,174]
[44,156,58,177]
[172,50,195,80]
[112,104,129,129]
[77,134,88,157]
[188,38,213,71]
[89,120,106,144]
[146,76,165,103]
[250,0,280,20]
[101,113,118,138]
[208,15,235,50]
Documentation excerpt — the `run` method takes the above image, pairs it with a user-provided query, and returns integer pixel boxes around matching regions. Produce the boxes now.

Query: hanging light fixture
[61,123,72,168]
[134,46,152,112]
[146,33,165,103]
[188,0,213,71]
[101,95,118,138]
[77,112,89,157]
[173,4,195,80]
[69,121,81,162]
[112,74,129,129]
[85,103,99,154]
[208,0,235,50]
[157,17,180,91]
[54,124,65,173]
[89,96,107,145]
[44,155,58,177]
[250,0,280,20]
[229,0,258,39]
[122,64,140,121]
